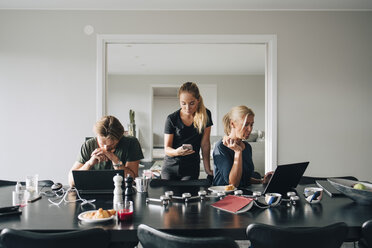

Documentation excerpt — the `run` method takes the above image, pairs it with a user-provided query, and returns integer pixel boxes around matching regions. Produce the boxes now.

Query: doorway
[98,34,277,171]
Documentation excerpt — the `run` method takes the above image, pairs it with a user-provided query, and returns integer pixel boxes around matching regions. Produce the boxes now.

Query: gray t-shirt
[77,136,144,170]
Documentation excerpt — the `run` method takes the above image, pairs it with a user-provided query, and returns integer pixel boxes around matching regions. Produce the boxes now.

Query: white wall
[0,10,371,184]
[153,97,179,147]
[107,75,265,159]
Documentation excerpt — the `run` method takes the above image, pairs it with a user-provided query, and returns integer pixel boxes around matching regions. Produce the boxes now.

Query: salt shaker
[113,173,123,210]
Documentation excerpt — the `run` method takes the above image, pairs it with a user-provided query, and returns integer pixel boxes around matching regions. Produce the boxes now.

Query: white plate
[78,210,115,223]
[208,185,236,193]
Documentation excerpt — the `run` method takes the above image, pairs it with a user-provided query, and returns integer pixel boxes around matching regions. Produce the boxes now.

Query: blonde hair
[222,106,255,135]
[178,82,208,134]
[94,115,124,141]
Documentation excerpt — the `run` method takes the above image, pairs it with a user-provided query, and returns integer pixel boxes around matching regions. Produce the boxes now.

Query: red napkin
[211,195,253,213]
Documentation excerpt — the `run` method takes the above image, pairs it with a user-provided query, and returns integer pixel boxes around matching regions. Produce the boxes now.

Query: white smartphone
[182,144,193,150]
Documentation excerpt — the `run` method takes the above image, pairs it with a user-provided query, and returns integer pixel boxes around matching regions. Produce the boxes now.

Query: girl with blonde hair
[213,106,272,187]
[162,82,213,180]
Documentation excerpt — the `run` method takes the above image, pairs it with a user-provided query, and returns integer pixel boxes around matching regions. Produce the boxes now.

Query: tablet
[316,180,343,197]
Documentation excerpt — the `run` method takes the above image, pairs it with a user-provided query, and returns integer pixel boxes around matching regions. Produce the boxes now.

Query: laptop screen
[263,162,309,195]
[72,170,125,193]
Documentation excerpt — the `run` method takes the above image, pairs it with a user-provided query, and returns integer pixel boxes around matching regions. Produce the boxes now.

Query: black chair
[150,179,211,187]
[0,180,54,188]
[246,222,348,248]
[359,219,372,248]
[0,228,110,248]
[137,224,239,248]
[299,176,358,185]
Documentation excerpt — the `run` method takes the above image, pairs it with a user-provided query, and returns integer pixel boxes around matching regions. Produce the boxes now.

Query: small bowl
[304,187,323,204]
[264,193,282,206]
[328,178,372,205]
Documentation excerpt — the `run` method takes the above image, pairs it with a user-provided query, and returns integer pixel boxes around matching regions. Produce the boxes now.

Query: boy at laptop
[68,115,144,187]
[213,106,273,188]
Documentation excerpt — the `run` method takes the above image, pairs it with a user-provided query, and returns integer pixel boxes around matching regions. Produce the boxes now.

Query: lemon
[353,183,366,190]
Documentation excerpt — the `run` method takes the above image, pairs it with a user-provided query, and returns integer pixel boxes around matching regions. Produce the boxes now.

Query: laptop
[72,170,124,194]
[261,161,309,196]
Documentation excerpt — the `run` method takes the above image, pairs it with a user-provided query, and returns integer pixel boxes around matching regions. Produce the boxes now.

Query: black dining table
[0,182,371,244]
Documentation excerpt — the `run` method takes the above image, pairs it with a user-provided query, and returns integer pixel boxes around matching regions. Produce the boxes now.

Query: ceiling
[3,1,369,75]
[107,43,265,75]
[1,0,371,10]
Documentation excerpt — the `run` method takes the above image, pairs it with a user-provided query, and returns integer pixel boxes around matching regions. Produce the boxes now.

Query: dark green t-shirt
[77,136,144,170]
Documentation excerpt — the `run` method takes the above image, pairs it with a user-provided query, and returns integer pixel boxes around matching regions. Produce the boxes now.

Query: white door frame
[97,34,277,172]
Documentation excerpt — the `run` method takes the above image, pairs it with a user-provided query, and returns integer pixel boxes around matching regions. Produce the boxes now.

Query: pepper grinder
[113,173,123,210]
[125,174,135,196]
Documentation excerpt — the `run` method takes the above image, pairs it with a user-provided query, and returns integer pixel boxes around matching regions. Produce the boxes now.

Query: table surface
[1,183,371,242]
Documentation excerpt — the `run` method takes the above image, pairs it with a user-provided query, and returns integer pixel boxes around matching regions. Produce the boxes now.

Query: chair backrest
[246,222,348,248]
[361,220,372,248]
[137,224,239,248]
[149,179,211,187]
[0,180,54,188]
[0,180,17,187]
[0,228,110,248]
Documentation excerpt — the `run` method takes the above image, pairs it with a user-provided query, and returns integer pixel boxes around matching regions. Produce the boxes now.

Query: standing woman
[213,106,272,187]
[162,82,213,180]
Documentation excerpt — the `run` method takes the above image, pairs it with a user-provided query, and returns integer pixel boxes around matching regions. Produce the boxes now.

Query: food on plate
[224,184,235,191]
[83,208,116,219]
[353,183,367,190]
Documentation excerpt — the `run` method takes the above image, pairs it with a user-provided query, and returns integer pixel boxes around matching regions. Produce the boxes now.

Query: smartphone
[0,206,20,213]
[182,144,193,150]
[0,205,21,216]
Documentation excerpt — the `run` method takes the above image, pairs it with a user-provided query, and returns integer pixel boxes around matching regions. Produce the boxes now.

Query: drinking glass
[12,190,27,206]
[117,201,133,221]
[135,177,150,193]
[26,174,39,196]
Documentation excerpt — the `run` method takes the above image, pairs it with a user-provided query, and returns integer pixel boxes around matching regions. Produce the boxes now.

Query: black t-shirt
[163,108,213,168]
[77,136,144,170]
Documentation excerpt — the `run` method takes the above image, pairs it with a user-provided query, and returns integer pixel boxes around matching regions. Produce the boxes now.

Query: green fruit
[353,183,366,190]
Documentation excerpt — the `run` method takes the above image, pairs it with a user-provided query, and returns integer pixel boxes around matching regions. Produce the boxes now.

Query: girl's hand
[262,171,274,184]
[205,167,214,176]
[176,146,195,156]
[223,136,245,152]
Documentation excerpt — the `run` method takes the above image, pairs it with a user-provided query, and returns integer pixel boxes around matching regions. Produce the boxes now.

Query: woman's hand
[223,136,245,152]
[175,146,195,156]
[262,171,274,184]
[205,167,214,176]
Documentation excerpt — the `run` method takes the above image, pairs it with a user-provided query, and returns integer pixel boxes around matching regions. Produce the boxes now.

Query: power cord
[48,187,96,206]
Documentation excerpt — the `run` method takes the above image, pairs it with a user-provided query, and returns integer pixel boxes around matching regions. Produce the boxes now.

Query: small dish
[78,210,115,223]
[208,185,236,193]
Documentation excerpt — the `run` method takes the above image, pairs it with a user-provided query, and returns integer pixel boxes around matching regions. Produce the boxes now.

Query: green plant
[129,109,135,124]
